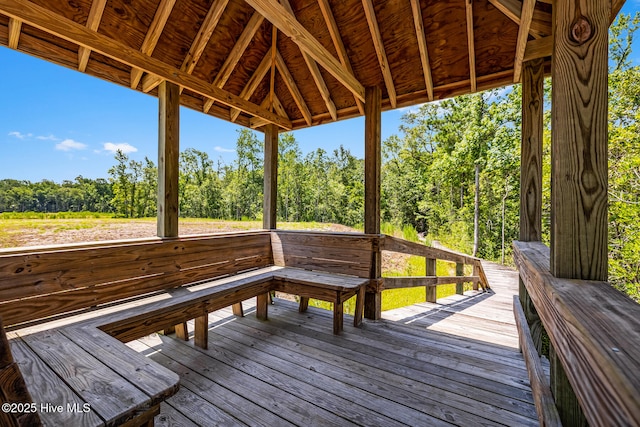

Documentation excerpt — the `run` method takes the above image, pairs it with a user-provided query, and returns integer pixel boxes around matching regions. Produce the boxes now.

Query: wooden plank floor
[129,261,538,426]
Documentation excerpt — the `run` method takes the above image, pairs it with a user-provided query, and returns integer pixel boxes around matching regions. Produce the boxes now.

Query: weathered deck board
[132,259,538,426]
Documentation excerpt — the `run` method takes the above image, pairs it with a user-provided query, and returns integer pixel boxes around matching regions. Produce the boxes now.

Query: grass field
[0,212,472,312]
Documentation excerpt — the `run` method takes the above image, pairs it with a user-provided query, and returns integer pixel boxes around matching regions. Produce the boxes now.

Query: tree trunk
[473,163,480,257]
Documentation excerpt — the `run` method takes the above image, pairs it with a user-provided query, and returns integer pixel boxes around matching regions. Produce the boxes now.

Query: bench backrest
[271,231,377,279]
[0,231,272,328]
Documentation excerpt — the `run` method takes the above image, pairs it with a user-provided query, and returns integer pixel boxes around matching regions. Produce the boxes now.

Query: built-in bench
[0,230,376,425]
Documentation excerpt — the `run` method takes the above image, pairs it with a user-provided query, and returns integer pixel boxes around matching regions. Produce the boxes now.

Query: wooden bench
[0,230,376,425]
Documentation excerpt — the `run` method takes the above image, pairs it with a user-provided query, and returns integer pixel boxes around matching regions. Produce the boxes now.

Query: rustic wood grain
[550,0,609,281]
[514,241,640,426]
[263,123,278,230]
[157,80,180,238]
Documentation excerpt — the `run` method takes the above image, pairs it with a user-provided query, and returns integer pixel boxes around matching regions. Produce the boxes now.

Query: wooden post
[194,314,208,349]
[263,124,278,230]
[519,58,545,354]
[157,81,180,238]
[364,86,382,320]
[455,262,464,295]
[426,258,436,302]
[550,0,609,424]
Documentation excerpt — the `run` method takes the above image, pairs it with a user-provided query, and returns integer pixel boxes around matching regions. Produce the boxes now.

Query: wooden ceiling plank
[203,11,264,113]
[317,0,364,115]
[230,47,273,122]
[7,17,21,49]
[279,0,337,121]
[488,0,551,39]
[524,36,552,62]
[132,0,177,90]
[465,0,477,93]
[361,0,397,108]
[0,0,292,129]
[513,0,537,83]
[276,50,312,126]
[78,0,107,72]
[409,0,433,101]
[244,0,365,102]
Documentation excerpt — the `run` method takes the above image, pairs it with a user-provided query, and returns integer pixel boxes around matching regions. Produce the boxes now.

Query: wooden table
[10,326,179,427]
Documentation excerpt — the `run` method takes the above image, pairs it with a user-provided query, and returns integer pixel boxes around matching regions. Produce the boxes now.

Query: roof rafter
[0,0,291,129]
[524,35,552,62]
[133,0,176,89]
[203,11,264,113]
[465,0,477,93]
[269,25,277,111]
[513,0,536,83]
[317,0,364,115]
[280,0,336,121]
[611,0,626,24]
[77,0,107,72]
[7,17,21,49]
[244,0,365,103]
[250,94,289,129]
[361,0,397,108]
[142,0,229,92]
[488,0,551,39]
[409,0,434,101]
[276,50,312,126]
[230,47,273,122]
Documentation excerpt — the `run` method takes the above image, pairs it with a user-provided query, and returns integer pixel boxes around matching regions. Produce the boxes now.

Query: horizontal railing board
[382,276,479,290]
[514,241,640,427]
[381,235,476,265]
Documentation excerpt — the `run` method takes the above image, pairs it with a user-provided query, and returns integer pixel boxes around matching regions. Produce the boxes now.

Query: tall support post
[550,0,609,425]
[263,124,278,230]
[157,81,180,238]
[364,86,382,320]
[519,58,545,354]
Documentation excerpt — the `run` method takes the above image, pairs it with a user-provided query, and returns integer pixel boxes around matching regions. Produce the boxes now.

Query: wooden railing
[514,241,640,427]
[377,235,489,301]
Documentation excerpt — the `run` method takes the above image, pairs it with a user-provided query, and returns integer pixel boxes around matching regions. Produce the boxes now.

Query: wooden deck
[129,261,538,426]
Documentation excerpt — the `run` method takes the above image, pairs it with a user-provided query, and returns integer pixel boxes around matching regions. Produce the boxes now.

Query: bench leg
[194,314,208,349]
[298,296,309,313]
[256,293,269,320]
[175,322,189,341]
[119,404,160,427]
[232,302,244,317]
[354,286,366,328]
[333,300,344,335]
[163,325,175,335]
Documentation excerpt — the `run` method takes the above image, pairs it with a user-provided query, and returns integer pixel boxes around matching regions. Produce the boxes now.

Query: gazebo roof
[0,0,622,131]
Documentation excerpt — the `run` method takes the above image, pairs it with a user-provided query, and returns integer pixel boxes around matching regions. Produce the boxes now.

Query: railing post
[426,258,436,303]
[455,262,464,295]
[472,263,479,291]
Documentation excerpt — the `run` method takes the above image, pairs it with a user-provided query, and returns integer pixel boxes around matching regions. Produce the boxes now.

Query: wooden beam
[203,11,264,113]
[279,0,337,121]
[361,0,397,108]
[317,0,364,114]
[263,124,278,230]
[0,0,292,129]
[132,0,176,89]
[7,17,21,49]
[513,0,536,83]
[244,0,365,102]
[275,50,312,126]
[611,0,626,25]
[488,0,552,39]
[78,0,107,72]
[465,0,477,92]
[250,95,289,129]
[269,25,277,110]
[230,47,273,122]
[524,36,552,62]
[364,86,381,321]
[409,0,433,101]
[551,0,609,281]
[520,58,544,242]
[157,81,180,238]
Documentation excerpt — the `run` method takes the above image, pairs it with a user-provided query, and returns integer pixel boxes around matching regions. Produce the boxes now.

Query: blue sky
[1,3,639,183]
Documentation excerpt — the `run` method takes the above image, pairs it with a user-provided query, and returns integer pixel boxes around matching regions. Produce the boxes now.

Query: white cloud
[56,139,88,151]
[36,134,59,141]
[214,146,235,153]
[8,131,32,139]
[103,142,138,154]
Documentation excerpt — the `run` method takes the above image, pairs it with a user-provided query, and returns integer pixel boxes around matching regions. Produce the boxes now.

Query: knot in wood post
[570,16,592,44]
